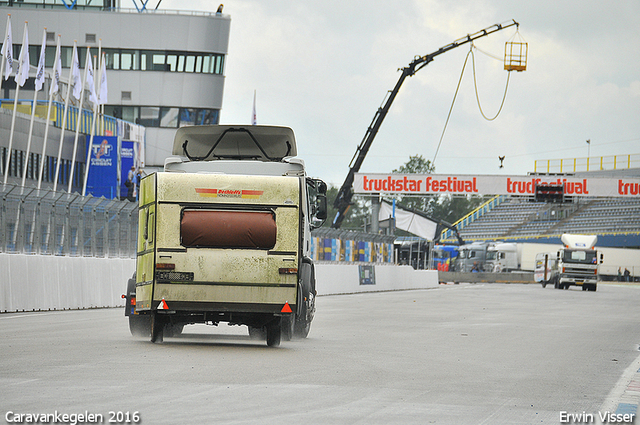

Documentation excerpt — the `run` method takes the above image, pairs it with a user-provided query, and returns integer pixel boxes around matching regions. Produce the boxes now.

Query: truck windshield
[562,249,597,264]
[433,250,450,260]
[486,251,497,260]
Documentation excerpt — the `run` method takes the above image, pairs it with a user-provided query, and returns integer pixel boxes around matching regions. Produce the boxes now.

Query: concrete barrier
[0,253,134,313]
[438,271,534,284]
[0,255,440,312]
[315,263,439,295]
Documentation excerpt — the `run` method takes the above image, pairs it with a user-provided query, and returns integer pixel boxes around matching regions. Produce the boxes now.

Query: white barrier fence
[0,254,439,313]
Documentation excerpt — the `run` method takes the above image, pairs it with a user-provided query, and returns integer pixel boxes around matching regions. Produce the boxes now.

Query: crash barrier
[0,254,439,312]
[438,271,534,284]
[316,263,439,295]
[0,184,138,257]
[310,227,395,263]
[0,253,134,313]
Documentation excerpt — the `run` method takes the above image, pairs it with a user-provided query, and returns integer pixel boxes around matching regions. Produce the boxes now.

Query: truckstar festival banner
[354,173,640,197]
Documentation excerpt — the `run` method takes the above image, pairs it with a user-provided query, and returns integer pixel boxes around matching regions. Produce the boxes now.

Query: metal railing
[534,154,640,174]
[1,183,137,257]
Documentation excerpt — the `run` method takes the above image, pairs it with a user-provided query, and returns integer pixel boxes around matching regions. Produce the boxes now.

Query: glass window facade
[1,44,225,75]
[108,106,219,129]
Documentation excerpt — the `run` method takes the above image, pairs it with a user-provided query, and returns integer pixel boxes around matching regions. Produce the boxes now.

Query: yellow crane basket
[504,39,527,72]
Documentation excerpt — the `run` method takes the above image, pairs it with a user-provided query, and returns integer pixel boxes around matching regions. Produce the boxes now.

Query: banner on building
[85,136,118,199]
[354,173,640,197]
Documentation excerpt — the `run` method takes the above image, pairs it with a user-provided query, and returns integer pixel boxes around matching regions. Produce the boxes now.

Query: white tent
[379,200,438,241]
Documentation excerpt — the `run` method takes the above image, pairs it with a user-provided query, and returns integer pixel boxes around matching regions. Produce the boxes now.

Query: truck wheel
[150,313,165,344]
[164,323,184,337]
[294,303,311,339]
[294,261,315,339]
[248,326,266,340]
[129,314,151,337]
[266,318,282,347]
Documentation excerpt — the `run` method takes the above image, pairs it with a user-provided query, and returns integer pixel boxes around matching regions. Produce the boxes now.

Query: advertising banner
[85,135,118,199]
[354,173,640,197]
[120,140,136,200]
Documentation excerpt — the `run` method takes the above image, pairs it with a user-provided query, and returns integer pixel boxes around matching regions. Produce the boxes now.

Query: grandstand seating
[457,197,640,243]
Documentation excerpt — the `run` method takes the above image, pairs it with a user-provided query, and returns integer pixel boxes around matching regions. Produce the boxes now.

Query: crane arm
[331,20,519,229]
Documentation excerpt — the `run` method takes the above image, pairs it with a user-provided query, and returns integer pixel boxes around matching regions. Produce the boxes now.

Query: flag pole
[0,14,12,180]
[4,21,28,185]
[53,40,77,192]
[82,50,101,197]
[37,34,60,190]
[22,27,47,187]
[67,46,90,193]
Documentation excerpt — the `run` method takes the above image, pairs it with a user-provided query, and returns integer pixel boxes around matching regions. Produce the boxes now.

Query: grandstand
[441,158,640,248]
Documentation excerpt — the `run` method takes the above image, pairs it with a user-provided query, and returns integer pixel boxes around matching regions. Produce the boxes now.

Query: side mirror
[600,253,604,264]
[315,179,327,221]
[316,193,328,221]
[308,178,327,228]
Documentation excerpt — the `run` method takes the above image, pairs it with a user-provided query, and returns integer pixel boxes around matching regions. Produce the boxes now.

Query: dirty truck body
[125,125,327,346]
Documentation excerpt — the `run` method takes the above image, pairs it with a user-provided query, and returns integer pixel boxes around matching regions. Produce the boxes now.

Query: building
[0,0,230,191]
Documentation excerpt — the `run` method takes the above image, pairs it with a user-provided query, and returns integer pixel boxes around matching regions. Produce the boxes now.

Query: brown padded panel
[181,210,276,249]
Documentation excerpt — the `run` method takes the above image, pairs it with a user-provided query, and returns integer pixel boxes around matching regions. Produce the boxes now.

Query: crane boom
[331,20,519,228]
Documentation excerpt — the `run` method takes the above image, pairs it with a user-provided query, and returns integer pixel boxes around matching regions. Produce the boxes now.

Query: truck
[535,234,603,291]
[123,125,328,346]
[456,241,492,272]
[484,242,520,272]
[431,244,459,271]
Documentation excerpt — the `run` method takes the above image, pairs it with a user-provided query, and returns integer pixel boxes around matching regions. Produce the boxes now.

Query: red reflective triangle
[281,302,293,313]
[159,299,169,310]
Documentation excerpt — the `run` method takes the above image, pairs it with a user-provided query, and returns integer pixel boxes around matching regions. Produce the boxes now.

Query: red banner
[354,173,640,197]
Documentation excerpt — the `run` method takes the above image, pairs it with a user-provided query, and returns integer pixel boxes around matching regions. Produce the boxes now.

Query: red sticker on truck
[195,188,264,199]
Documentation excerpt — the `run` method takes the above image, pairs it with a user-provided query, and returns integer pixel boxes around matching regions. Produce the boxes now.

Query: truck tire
[129,314,151,337]
[164,323,184,337]
[248,326,266,340]
[294,261,315,339]
[266,318,282,347]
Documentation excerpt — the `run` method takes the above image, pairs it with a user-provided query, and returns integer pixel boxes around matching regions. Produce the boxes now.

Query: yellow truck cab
[124,125,327,346]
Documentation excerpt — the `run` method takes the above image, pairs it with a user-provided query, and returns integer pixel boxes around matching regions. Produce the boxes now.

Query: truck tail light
[279,268,298,275]
[156,263,176,270]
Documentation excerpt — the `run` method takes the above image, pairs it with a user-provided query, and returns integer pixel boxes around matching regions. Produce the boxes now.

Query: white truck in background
[535,234,603,291]
[484,242,520,272]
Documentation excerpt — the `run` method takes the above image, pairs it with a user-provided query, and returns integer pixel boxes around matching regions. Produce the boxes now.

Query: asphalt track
[2,282,640,424]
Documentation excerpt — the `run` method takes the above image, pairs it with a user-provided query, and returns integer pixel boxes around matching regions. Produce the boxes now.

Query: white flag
[3,15,13,81]
[98,53,107,105]
[34,28,46,91]
[71,43,82,99]
[49,38,61,95]
[85,48,97,105]
[15,21,29,87]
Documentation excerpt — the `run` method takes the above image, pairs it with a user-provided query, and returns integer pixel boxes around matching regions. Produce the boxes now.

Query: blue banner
[120,141,136,200]
[85,136,118,199]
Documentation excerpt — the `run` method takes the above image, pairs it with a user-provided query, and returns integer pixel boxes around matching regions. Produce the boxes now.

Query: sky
[161,0,640,187]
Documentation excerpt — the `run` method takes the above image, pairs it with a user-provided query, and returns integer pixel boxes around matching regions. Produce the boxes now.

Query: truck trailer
[124,125,327,346]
